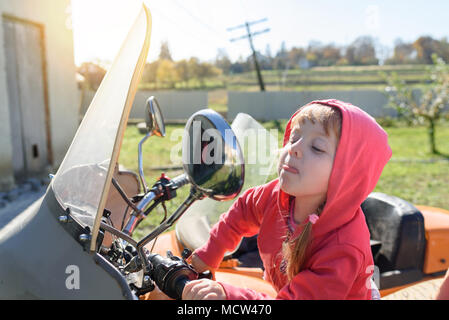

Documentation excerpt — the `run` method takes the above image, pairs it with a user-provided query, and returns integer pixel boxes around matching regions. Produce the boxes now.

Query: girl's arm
[194,185,269,269]
[218,244,366,300]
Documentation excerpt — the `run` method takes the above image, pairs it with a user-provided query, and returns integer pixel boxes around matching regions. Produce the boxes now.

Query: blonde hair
[282,103,342,280]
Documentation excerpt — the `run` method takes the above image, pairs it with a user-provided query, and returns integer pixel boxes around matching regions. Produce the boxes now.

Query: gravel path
[383,278,445,300]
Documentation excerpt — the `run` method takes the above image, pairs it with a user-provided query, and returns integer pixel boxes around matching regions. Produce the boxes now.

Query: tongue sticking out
[282,164,299,174]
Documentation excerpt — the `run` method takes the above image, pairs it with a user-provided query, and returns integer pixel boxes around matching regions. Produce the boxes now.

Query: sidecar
[1,4,448,301]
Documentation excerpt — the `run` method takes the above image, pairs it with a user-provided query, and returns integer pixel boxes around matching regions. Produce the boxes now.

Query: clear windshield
[52,6,152,230]
[175,114,279,253]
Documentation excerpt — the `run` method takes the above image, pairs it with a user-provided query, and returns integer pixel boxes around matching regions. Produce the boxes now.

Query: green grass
[118,119,449,240]
[374,123,449,211]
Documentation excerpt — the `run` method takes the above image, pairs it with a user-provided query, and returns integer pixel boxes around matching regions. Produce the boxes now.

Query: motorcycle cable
[111,177,142,215]
[122,173,186,236]
[147,201,168,254]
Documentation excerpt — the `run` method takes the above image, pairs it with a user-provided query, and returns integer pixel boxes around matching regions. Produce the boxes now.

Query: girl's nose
[288,140,302,158]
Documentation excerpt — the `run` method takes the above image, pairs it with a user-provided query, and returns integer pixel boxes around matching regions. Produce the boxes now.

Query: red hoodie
[194,99,392,299]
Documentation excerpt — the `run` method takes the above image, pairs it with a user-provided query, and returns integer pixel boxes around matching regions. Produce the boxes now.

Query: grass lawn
[118,119,449,240]
[374,123,449,211]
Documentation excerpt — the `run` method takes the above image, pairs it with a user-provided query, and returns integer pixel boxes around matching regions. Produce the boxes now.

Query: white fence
[80,90,208,122]
[227,90,397,121]
[80,89,400,123]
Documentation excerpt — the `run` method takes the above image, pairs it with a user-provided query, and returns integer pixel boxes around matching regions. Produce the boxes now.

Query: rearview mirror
[139,96,166,192]
[145,96,166,137]
[182,109,245,201]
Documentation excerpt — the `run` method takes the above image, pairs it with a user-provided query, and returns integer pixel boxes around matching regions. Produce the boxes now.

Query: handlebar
[147,251,212,300]
[173,276,191,299]
[147,252,197,300]
[122,191,156,235]
[170,174,189,190]
[122,174,189,236]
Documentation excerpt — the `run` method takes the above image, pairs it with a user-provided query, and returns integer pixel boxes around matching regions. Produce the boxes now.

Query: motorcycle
[1,4,448,300]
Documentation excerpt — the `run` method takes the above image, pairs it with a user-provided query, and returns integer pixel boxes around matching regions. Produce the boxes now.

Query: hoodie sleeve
[219,244,368,300]
[194,185,268,269]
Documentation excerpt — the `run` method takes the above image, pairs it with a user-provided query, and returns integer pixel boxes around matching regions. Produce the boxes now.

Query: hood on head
[278,99,392,238]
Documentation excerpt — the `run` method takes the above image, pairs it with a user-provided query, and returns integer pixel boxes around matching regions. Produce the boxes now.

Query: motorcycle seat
[361,192,426,289]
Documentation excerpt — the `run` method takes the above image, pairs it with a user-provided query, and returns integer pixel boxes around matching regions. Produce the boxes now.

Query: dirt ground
[383,278,445,300]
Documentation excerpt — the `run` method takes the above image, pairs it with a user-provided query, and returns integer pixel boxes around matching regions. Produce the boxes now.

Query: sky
[70,0,449,67]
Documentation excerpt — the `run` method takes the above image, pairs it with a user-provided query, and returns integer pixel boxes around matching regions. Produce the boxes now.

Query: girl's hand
[182,279,226,300]
[189,252,213,273]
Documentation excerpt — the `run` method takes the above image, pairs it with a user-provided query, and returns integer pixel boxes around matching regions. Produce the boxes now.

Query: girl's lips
[282,164,299,174]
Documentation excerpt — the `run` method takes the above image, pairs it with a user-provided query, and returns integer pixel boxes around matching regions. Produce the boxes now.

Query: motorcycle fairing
[51,5,152,252]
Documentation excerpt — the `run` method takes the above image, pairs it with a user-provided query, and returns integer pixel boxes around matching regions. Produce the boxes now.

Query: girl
[182,99,391,300]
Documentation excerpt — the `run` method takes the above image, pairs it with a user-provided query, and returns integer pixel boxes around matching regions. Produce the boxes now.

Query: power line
[227,18,270,91]
[148,4,228,59]
[171,0,229,42]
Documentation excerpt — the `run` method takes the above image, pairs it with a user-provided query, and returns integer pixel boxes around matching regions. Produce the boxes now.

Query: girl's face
[278,118,339,202]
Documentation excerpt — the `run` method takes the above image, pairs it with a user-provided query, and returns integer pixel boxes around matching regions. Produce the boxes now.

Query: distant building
[298,57,311,70]
[0,0,78,191]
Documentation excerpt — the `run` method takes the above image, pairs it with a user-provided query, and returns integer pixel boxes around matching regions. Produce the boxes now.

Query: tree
[215,49,232,75]
[413,36,449,64]
[287,47,306,68]
[196,61,222,87]
[77,62,106,90]
[159,41,173,61]
[175,59,190,87]
[272,41,288,70]
[383,54,449,154]
[186,57,221,87]
[345,36,378,65]
[142,60,159,83]
[385,39,417,65]
[320,44,341,66]
[156,59,179,88]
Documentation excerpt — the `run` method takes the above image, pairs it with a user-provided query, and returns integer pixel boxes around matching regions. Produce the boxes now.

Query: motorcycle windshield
[51,5,152,247]
[175,114,279,255]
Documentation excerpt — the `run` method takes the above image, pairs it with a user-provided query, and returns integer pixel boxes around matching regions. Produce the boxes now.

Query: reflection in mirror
[139,96,166,192]
[182,109,244,201]
[145,96,166,137]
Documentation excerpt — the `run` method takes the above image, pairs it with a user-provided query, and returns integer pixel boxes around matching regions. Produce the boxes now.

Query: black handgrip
[174,276,191,299]
[171,174,189,189]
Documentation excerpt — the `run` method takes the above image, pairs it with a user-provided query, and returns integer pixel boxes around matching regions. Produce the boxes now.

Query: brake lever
[180,248,213,280]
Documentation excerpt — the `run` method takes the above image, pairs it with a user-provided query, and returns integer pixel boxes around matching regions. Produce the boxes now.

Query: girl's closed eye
[289,133,300,144]
[312,145,324,153]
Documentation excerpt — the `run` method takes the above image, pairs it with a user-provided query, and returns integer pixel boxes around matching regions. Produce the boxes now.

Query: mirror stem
[138,132,152,193]
[137,186,203,272]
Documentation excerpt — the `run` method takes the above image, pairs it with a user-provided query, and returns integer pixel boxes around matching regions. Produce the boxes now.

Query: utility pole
[228,18,270,91]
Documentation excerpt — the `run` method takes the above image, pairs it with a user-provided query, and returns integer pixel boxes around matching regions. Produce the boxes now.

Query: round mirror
[182,109,245,201]
[145,96,166,137]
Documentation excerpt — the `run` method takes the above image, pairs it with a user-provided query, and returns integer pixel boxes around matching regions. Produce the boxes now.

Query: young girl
[182,99,391,300]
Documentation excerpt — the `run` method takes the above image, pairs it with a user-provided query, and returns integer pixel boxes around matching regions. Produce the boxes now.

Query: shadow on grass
[434,150,449,160]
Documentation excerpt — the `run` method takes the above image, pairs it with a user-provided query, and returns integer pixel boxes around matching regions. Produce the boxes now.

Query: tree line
[222,35,449,73]
[77,35,449,90]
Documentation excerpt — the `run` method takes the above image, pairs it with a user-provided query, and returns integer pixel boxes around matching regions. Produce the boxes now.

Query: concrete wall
[80,90,208,121]
[227,90,397,121]
[0,0,78,190]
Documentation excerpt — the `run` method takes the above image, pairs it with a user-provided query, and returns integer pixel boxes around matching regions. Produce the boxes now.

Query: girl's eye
[289,136,299,144]
[312,146,324,153]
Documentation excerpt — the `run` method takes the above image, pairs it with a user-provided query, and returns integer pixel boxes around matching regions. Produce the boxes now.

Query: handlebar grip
[171,174,189,189]
[174,276,191,300]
